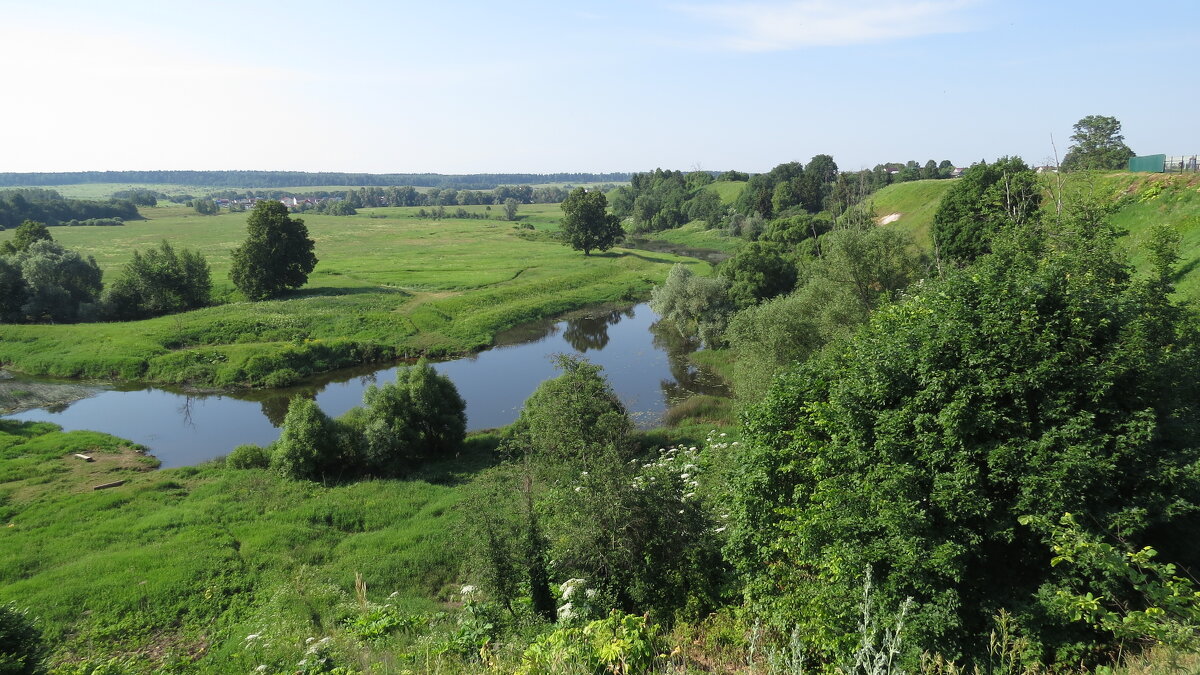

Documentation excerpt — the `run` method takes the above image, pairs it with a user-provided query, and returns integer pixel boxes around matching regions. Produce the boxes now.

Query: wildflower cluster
[556,577,599,624]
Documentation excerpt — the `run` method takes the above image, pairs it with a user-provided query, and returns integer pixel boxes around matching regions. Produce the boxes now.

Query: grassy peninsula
[0,204,701,388]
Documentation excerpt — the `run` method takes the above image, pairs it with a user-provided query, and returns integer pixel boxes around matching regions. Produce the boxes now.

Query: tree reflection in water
[561,307,633,352]
[649,320,730,406]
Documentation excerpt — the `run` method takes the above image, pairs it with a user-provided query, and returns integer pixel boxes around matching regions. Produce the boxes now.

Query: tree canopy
[559,188,623,256]
[727,219,1200,664]
[101,240,211,320]
[931,156,1040,264]
[1,240,103,323]
[0,220,51,255]
[357,359,467,476]
[1061,115,1135,171]
[229,200,317,300]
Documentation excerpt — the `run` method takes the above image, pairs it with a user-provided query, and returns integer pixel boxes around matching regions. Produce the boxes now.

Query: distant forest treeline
[0,188,139,228]
[0,170,634,190]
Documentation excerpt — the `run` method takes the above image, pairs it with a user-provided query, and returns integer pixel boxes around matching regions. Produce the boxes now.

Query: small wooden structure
[73,453,94,462]
[92,480,126,491]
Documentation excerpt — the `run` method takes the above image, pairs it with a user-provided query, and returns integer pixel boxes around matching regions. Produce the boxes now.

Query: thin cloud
[675,0,980,51]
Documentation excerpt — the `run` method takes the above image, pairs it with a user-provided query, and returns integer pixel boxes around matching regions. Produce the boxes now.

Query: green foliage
[1061,115,1136,171]
[230,201,318,300]
[504,197,520,222]
[931,156,1041,264]
[0,604,46,675]
[100,240,211,320]
[467,366,725,625]
[192,196,218,215]
[559,188,623,256]
[726,222,925,401]
[355,359,466,476]
[3,240,103,323]
[0,221,51,255]
[226,443,271,469]
[270,361,466,481]
[686,189,724,229]
[507,355,633,466]
[547,442,727,620]
[1032,512,1200,652]
[650,264,734,348]
[0,258,23,323]
[272,397,349,482]
[515,611,663,675]
[719,242,797,309]
[727,219,1200,665]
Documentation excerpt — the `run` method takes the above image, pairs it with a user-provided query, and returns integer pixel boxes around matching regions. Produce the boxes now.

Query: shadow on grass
[292,286,410,298]
[1172,257,1200,284]
[410,433,504,486]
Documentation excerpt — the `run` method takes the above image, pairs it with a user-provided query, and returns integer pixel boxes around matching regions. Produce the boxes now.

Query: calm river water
[2,303,725,467]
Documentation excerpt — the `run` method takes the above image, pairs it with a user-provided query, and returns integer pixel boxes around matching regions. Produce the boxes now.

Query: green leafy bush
[728,220,1200,665]
[226,444,270,470]
[515,611,663,675]
[0,603,45,675]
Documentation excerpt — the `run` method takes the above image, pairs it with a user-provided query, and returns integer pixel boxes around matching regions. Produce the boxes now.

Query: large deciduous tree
[7,240,103,323]
[931,156,1041,264]
[229,201,317,300]
[559,188,623,256]
[1061,115,1136,171]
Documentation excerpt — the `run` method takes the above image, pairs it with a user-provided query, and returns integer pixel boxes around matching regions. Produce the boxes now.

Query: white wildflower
[560,577,587,600]
[715,526,727,533]
[558,602,575,621]
[245,634,261,642]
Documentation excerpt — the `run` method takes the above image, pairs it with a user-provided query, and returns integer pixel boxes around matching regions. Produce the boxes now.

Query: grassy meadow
[0,419,490,672]
[0,203,704,387]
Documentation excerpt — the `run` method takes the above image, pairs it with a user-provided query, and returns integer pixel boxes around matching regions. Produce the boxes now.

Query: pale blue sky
[2,0,1195,174]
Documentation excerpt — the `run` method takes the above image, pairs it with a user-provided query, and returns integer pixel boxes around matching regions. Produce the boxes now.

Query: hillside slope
[873,172,1200,298]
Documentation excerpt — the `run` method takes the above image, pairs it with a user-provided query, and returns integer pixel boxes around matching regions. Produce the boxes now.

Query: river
[1,303,726,467]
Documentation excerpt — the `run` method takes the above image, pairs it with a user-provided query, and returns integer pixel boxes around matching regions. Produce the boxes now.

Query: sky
[1,0,1196,175]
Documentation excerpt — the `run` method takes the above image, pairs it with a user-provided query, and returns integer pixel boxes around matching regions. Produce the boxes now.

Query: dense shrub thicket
[726,220,1200,665]
[461,356,726,624]
[264,360,466,482]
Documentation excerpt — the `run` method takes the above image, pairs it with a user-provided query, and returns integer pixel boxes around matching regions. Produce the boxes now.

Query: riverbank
[4,303,733,468]
[0,206,706,389]
[0,372,99,415]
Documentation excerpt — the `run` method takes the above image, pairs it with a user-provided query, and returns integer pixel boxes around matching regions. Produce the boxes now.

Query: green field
[705,180,746,205]
[0,419,486,672]
[0,204,702,387]
[867,178,955,248]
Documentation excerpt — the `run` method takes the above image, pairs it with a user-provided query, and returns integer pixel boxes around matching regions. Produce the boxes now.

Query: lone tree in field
[1060,114,1135,171]
[230,201,317,300]
[559,187,623,256]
